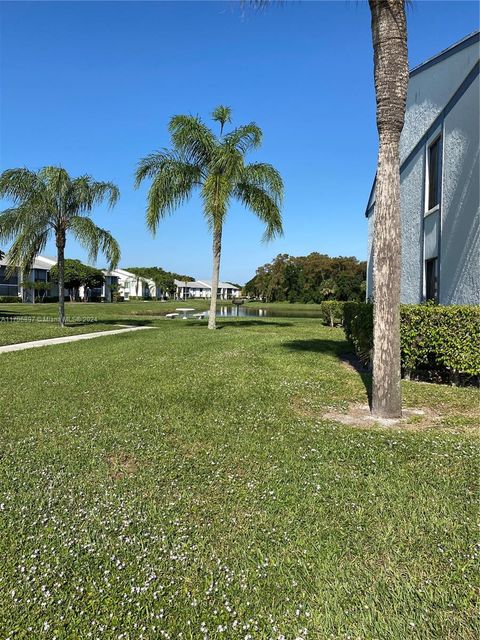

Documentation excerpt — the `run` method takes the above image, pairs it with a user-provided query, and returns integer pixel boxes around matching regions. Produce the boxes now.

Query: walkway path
[0,325,153,354]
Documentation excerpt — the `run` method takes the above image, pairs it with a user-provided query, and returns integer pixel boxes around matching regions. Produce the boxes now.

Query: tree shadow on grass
[215,320,293,329]
[283,338,372,407]
[90,318,155,328]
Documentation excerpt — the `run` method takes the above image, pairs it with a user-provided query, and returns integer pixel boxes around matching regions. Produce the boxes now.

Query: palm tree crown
[135,106,283,328]
[0,166,120,325]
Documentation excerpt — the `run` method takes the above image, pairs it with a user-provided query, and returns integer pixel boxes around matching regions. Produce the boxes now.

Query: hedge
[0,296,21,303]
[343,302,480,383]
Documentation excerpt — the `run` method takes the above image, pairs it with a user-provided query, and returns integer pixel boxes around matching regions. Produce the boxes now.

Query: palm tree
[369,0,409,418]
[0,166,120,327]
[135,105,283,329]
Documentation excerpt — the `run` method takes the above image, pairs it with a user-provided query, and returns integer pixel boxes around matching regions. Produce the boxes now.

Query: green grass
[0,317,478,639]
[0,301,214,345]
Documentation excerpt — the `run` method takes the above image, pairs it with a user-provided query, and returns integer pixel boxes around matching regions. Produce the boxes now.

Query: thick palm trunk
[208,222,222,330]
[369,0,408,418]
[56,233,66,328]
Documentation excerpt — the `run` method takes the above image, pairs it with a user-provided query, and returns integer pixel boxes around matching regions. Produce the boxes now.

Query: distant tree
[20,279,52,303]
[50,259,104,301]
[126,266,194,298]
[135,105,283,329]
[245,253,366,303]
[0,167,120,326]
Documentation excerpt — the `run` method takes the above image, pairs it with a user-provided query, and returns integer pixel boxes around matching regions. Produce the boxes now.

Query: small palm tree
[135,106,283,329]
[0,166,120,326]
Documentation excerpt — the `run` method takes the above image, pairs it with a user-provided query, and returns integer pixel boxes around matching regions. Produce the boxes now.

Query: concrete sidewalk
[0,325,154,354]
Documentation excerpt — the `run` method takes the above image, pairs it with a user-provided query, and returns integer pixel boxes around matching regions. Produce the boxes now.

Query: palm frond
[135,151,201,234]
[201,174,231,228]
[212,105,232,134]
[210,144,244,181]
[69,216,121,269]
[233,182,283,241]
[0,168,41,204]
[240,162,284,206]
[168,114,215,166]
[38,166,71,207]
[71,177,120,214]
[5,228,49,276]
[224,123,262,155]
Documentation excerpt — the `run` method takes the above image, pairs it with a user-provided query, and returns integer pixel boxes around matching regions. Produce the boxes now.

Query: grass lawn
[0,301,214,346]
[0,317,478,639]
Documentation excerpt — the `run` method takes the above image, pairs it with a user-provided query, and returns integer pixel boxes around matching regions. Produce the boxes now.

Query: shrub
[343,302,480,384]
[319,300,344,327]
[0,295,21,303]
[343,302,373,364]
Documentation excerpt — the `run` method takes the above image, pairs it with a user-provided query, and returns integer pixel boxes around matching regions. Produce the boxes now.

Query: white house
[98,268,163,301]
[174,279,241,300]
[0,257,165,303]
[0,254,56,302]
[365,31,480,304]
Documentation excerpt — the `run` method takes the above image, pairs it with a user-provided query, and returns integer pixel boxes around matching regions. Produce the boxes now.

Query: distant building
[101,268,163,302]
[0,257,165,302]
[365,31,479,304]
[0,254,56,302]
[174,279,241,300]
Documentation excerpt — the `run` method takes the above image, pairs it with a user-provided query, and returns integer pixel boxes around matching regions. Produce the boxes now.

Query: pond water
[204,305,325,319]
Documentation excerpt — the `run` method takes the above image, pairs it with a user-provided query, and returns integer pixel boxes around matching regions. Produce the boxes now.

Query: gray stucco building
[366,31,479,304]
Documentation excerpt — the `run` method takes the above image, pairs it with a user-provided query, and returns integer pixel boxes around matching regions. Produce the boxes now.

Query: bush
[343,302,480,384]
[319,300,344,327]
[0,295,21,303]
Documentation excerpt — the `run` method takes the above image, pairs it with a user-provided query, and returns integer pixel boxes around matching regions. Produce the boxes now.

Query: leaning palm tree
[135,106,283,329]
[369,0,409,418]
[0,166,120,327]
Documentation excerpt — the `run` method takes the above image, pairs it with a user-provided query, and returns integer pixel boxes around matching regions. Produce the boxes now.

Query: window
[425,258,438,301]
[427,136,441,212]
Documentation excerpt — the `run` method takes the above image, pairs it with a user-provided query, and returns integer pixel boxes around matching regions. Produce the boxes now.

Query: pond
[205,305,325,319]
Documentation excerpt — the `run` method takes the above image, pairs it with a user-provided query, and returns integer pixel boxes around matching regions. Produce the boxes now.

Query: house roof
[0,254,56,270]
[174,279,240,290]
[106,268,154,285]
[409,30,479,78]
[364,30,480,218]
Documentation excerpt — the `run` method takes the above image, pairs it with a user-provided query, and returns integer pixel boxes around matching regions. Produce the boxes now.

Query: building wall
[399,148,425,302]
[400,36,479,162]
[367,36,479,305]
[440,75,480,304]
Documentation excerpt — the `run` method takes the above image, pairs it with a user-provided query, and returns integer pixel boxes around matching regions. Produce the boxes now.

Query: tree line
[245,253,366,303]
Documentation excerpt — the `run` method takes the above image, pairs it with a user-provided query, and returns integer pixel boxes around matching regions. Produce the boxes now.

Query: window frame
[424,129,442,217]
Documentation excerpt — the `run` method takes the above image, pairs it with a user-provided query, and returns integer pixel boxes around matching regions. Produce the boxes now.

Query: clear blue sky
[1,1,478,283]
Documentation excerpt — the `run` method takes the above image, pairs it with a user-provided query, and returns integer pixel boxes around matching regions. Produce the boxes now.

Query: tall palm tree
[369,0,409,418]
[135,106,283,329]
[0,166,120,327]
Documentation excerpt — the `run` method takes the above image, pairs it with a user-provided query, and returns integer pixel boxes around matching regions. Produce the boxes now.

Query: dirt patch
[106,452,138,479]
[323,403,443,430]
[290,394,319,419]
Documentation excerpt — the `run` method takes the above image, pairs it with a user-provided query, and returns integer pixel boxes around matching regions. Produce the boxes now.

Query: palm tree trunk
[56,233,66,328]
[369,0,408,419]
[208,221,222,330]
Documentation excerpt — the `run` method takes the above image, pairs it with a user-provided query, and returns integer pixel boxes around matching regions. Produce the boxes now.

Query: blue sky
[1,1,478,283]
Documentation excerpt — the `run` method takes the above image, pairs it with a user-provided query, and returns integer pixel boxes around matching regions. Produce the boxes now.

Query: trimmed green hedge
[343,302,480,383]
[0,296,21,303]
